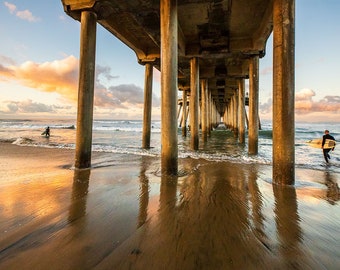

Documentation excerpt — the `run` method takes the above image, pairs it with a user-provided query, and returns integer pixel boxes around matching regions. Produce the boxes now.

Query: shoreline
[0,142,339,269]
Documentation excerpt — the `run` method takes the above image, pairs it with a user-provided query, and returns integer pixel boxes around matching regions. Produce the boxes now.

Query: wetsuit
[45,127,50,137]
[322,133,335,163]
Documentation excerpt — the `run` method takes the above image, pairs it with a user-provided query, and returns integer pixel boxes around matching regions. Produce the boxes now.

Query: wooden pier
[61,0,295,185]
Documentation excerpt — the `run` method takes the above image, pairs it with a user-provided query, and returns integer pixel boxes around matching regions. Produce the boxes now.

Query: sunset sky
[0,1,339,122]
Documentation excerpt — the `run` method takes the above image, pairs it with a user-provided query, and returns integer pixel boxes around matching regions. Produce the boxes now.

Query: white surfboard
[306,138,336,149]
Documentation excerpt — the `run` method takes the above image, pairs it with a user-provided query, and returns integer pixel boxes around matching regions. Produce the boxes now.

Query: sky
[0,1,339,122]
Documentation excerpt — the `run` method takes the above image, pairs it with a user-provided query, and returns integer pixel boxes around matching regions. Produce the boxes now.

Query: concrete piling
[142,63,153,149]
[233,90,239,137]
[248,56,259,155]
[238,79,246,144]
[160,0,178,175]
[182,90,188,137]
[74,11,97,169]
[190,57,199,150]
[201,79,208,141]
[273,0,295,185]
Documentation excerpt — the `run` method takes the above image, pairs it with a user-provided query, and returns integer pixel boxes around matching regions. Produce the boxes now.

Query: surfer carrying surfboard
[41,126,50,138]
[322,130,335,163]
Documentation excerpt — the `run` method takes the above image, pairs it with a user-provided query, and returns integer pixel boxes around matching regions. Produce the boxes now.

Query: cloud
[4,2,16,13]
[94,84,161,109]
[260,88,340,117]
[295,88,315,113]
[0,99,55,114]
[153,69,161,83]
[0,55,16,65]
[0,63,14,79]
[96,65,119,82]
[16,10,39,22]
[260,66,272,76]
[295,88,315,102]
[0,55,161,118]
[94,65,160,110]
[59,15,66,21]
[295,88,340,114]
[4,2,39,22]
[0,55,79,101]
[259,98,272,114]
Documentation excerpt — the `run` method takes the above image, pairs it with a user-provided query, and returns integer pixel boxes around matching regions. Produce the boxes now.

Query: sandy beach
[0,142,339,269]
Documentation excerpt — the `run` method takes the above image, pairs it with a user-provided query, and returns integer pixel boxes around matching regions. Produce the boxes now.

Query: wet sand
[0,142,339,269]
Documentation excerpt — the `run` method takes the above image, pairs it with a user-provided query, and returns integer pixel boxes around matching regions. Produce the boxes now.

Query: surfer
[322,130,335,163]
[42,126,50,138]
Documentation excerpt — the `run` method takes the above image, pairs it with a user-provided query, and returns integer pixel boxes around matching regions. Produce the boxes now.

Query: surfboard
[41,131,46,136]
[306,138,336,149]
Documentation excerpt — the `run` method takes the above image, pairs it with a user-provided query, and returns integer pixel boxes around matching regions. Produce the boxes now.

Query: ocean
[0,118,339,174]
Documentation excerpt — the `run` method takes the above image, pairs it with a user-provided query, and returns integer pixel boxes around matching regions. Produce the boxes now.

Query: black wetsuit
[45,127,50,137]
[322,134,335,163]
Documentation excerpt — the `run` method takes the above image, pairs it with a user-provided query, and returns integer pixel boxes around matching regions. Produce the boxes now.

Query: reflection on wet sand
[98,162,278,269]
[324,171,340,205]
[97,159,340,269]
[68,169,90,223]
[273,184,303,268]
[137,157,150,228]
[247,165,267,245]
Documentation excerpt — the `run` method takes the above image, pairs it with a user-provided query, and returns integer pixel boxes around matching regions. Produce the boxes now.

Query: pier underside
[62,0,273,114]
[61,0,295,184]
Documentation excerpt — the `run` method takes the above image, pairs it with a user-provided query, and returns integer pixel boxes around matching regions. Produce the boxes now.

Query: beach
[0,142,339,269]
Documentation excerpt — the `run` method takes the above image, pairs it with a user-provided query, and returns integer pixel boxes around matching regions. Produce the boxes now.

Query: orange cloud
[0,55,79,101]
[295,88,315,102]
[260,88,340,121]
[0,55,161,119]
[295,89,340,114]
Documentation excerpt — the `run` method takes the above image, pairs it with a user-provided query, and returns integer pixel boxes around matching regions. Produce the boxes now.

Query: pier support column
[273,0,295,185]
[190,57,199,150]
[182,90,188,137]
[142,63,153,149]
[208,90,212,137]
[75,11,97,169]
[225,105,230,128]
[229,104,232,129]
[248,56,259,155]
[177,103,182,124]
[201,79,208,141]
[233,90,239,137]
[211,101,216,129]
[238,79,246,144]
[160,0,178,175]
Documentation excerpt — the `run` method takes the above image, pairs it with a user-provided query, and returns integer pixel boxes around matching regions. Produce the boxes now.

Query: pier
[61,0,295,185]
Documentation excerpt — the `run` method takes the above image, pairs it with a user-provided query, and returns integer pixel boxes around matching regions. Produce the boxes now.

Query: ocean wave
[59,125,75,129]
[259,130,272,138]
[0,138,17,143]
[93,126,161,133]
[12,137,34,145]
[3,138,340,174]
[0,123,76,130]
[178,150,271,166]
[7,136,75,149]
